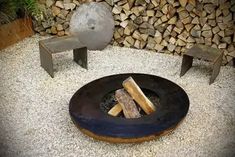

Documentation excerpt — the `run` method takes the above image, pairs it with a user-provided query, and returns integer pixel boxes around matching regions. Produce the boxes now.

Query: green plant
[0,0,41,24]
[17,0,41,18]
[0,0,17,23]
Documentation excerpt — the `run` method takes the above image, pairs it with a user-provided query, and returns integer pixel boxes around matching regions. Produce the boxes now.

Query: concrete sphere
[70,2,114,50]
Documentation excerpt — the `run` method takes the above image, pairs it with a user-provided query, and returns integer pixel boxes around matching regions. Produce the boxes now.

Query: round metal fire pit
[69,73,189,143]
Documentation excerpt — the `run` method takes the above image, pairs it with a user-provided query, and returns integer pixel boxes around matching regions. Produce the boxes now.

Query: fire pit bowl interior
[69,73,189,143]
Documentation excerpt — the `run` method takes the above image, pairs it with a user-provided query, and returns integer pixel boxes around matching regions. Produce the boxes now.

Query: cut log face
[115,89,141,118]
[108,103,122,116]
[122,77,156,114]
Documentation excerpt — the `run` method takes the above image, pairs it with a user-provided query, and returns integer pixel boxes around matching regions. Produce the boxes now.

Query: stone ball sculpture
[70,2,114,50]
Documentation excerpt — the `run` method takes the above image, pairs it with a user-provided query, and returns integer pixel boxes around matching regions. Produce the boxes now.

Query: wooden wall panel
[0,18,34,50]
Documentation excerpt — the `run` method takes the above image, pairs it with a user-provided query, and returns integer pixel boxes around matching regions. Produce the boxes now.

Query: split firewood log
[122,77,156,114]
[108,103,122,116]
[115,89,141,118]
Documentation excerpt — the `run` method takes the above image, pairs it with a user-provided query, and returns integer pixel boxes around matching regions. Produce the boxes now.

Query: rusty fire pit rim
[69,73,190,142]
[69,72,190,121]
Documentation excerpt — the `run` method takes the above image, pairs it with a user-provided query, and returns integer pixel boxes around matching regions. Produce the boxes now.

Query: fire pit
[69,73,189,143]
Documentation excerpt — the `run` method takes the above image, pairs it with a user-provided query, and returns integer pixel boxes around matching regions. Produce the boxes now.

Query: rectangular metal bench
[39,36,87,78]
[180,44,223,85]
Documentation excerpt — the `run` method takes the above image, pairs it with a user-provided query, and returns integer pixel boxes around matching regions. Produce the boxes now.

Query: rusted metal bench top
[39,36,87,78]
[180,44,223,85]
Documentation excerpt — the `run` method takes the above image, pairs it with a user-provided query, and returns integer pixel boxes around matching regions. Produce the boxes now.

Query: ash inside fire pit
[100,89,160,117]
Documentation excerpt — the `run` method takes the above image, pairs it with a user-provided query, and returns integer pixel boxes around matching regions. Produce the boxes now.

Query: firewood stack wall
[35,0,235,65]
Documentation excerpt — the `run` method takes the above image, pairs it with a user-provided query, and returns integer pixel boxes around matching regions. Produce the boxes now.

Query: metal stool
[39,36,87,78]
[180,44,223,85]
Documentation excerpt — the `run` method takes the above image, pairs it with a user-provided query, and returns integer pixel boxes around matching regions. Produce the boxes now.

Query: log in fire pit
[69,73,189,143]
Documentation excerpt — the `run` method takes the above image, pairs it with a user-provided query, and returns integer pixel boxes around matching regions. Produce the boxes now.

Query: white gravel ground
[0,35,235,157]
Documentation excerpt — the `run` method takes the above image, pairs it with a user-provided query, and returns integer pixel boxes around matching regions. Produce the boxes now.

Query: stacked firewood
[35,0,235,65]
[98,0,235,65]
[35,0,81,36]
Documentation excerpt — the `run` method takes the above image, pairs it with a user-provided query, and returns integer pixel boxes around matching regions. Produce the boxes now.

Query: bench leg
[210,55,222,85]
[180,55,193,77]
[73,47,88,69]
[39,45,54,78]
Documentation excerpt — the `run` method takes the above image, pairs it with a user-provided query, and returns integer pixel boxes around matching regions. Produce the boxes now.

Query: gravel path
[0,35,235,157]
